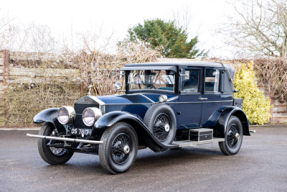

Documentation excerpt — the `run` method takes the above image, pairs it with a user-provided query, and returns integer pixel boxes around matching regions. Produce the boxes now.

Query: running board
[173,137,224,147]
[26,133,103,145]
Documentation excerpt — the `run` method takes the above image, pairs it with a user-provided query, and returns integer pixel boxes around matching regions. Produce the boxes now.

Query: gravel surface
[1,125,287,192]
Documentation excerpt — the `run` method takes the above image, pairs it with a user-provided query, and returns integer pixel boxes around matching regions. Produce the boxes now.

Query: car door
[177,67,203,129]
[200,68,223,125]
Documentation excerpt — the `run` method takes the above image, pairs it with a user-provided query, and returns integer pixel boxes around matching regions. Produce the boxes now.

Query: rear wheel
[219,116,243,155]
[99,122,138,174]
[38,123,74,164]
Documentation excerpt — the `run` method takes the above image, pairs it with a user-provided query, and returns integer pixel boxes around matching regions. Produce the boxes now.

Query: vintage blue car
[27,62,250,174]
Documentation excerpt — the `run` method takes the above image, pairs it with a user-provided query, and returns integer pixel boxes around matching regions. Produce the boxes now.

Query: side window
[205,69,220,92]
[182,69,200,92]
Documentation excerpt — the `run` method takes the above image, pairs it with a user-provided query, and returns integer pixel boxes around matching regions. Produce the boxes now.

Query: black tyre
[99,122,138,174]
[38,122,74,164]
[143,104,177,145]
[219,116,243,155]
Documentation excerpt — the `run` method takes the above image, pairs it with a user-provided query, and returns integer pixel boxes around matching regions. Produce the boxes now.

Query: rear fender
[203,106,250,137]
[95,111,178,152]
[33,108,66,133]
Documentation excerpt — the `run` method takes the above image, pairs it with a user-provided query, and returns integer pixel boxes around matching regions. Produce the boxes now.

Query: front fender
[33,108,66,133]
[95,111,178,152]
[203,106,250,137]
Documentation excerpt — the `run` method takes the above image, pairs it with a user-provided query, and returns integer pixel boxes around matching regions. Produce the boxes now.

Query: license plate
[71,128,92,136]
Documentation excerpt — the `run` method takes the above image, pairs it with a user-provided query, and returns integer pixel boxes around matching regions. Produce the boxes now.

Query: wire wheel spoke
[227,125,239,148]
[48,129,66,156]
[111,133,131,165]
[153,114,170,142]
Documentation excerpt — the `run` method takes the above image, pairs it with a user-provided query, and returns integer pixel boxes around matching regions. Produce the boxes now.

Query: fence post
[0,51,4,126]
[80,52,83,97]
[3,50,9,127]
[270,77,274,123]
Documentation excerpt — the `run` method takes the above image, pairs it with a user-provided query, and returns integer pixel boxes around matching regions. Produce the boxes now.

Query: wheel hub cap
[164,124,170,132]
[123,145,130,154]
[235,133,240,140]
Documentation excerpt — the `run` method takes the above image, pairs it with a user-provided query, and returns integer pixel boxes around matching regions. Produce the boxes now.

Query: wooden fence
[0,50,82,127]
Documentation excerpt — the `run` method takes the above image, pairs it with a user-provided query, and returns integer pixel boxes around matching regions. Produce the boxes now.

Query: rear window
[205,69,220,92]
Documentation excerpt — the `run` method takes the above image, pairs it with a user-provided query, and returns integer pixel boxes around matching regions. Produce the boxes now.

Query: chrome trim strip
[96,100,233,105]
[26,133,103,144]
[128,93,155,103]
[167,102,201,104]
[89,96,105,105]
[167,100,233,104]
[102,103,152,105]
[203,100,233,103]
[138,93,155,103]
[89,96,106,113]
[167,96,178,102]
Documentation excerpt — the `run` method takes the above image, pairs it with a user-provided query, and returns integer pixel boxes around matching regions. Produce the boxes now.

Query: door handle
[199,98,208,100]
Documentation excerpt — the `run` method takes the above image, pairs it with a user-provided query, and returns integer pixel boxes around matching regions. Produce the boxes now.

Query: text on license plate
[71,128,92,136]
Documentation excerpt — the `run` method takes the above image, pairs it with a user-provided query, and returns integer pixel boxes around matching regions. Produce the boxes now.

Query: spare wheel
[143,104,177,145]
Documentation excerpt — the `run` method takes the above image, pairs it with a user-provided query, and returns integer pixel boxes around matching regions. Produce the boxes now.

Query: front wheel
[99,122,138,174]
[219,116,243,155]
[38,122,74,164]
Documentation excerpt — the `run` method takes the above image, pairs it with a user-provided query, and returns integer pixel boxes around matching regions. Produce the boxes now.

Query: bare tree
[0,10,14,49]
[172,3,193,31]
[222,0,287,57]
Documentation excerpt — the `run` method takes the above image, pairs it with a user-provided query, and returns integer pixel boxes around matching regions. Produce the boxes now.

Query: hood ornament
[88,85,93,97]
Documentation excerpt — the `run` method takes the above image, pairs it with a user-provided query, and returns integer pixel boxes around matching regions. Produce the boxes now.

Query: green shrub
[234,61,272,125]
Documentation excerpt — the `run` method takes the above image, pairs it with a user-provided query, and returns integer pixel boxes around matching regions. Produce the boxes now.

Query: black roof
[121,62,236,92]
[123,62,224,68]
[122,62,234,77]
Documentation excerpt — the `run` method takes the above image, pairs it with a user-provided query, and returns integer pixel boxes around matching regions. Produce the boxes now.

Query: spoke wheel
[153,113,171,142]
[38,122,73,165]
[227,125,239,148]
[111,133,132,165]
[144,104,177,145]
[48,129,67,156]
[99,123,138,174]
[219,116,243,155]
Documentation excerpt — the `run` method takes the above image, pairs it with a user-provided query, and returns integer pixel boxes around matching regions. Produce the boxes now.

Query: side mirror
[114,81,122,91]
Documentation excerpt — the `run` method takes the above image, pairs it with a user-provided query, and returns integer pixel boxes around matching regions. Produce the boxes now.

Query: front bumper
[26,133,103,145]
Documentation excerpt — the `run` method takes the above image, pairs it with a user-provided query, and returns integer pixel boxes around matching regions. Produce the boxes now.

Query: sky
[1,0,237,58]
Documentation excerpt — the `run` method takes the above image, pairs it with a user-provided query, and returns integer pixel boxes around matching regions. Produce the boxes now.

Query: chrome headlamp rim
[82,107,102,127]
[57,106,75,125]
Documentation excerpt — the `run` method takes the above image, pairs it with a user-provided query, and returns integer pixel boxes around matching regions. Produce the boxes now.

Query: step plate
[173,137,225,147]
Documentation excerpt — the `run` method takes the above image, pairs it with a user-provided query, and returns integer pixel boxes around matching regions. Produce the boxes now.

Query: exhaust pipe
[26,133,103,145]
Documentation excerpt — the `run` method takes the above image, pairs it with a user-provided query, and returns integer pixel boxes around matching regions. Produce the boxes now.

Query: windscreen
[128,70,175,92]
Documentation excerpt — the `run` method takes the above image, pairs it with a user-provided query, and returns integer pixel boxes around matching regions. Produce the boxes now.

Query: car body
[27,62,250,174]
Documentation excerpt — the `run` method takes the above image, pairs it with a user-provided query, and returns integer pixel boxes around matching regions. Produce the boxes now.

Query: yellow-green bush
[234,61,272,125]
